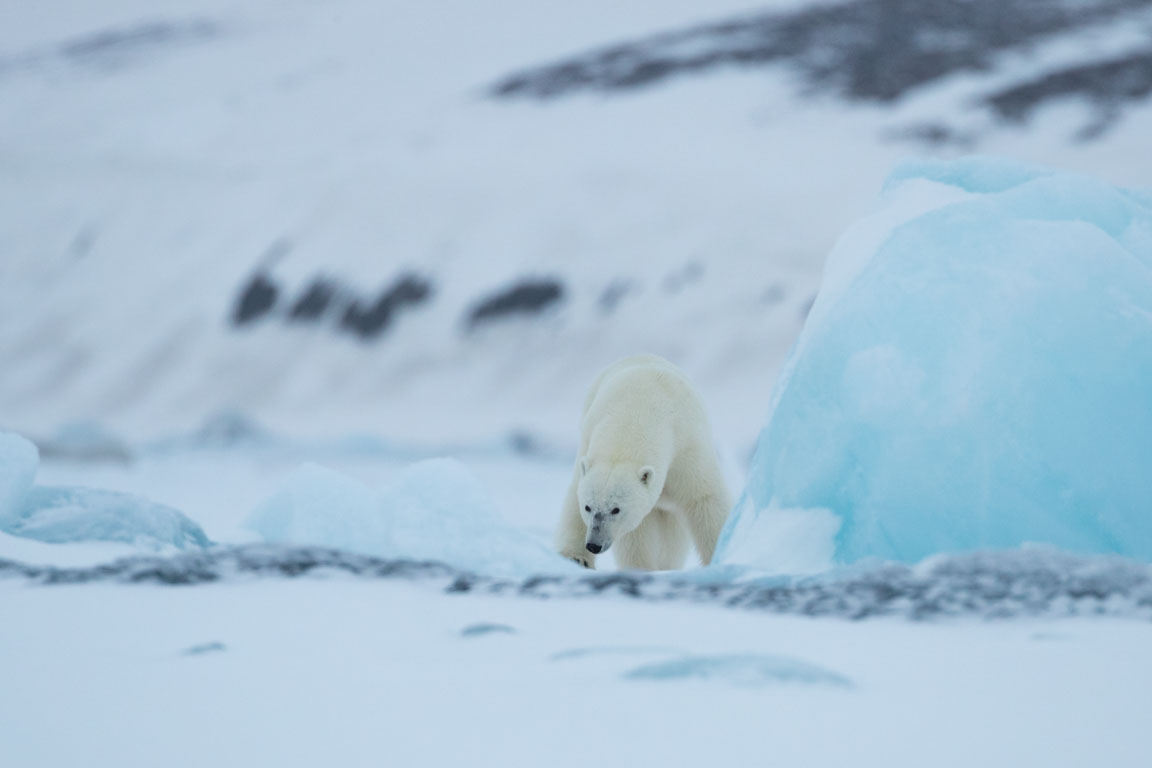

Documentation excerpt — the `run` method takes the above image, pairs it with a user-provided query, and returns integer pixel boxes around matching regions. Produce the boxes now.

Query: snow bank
[245,460,568,577]
[0,431,209,551]
[717,158,1152,570]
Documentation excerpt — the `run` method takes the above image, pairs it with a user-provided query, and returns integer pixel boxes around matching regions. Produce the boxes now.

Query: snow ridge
[3,545,1149,621]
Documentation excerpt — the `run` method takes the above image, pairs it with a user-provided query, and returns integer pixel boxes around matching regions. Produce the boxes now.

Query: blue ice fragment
[13,486,211,550]
[0,432,39,527]
[718,159,1152,570]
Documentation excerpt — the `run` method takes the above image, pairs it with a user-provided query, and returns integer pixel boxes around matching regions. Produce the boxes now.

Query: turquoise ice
[0,430,209,550]
[12,486,210,550]
[717,158,1152,569]
[0,432,39,527]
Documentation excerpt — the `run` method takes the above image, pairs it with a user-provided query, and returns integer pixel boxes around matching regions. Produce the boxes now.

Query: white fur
[555,355,733,570]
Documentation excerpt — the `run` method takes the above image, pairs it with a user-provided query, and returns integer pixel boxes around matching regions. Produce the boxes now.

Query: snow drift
[245,460,567,577]
[717,157,1152,570]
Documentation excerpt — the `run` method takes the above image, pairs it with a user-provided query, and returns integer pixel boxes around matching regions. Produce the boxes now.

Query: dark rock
[467,278,565,328]
[232,272,279,326]
[341,273,433,339]
[985,48,1152,137]
[288,277,343,322]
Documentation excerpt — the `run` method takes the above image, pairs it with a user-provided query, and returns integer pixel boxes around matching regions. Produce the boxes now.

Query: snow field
[1,579,1150,768]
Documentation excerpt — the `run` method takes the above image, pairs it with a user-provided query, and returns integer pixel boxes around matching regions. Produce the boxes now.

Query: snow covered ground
[4,440,1152,767]
[3,574,1151,768]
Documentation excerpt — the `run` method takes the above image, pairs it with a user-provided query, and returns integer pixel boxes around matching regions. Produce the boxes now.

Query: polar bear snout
[584,511,614,554]
[586,521,611,553]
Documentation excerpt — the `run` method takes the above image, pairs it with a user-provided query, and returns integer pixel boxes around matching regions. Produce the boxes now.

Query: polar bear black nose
[585,542,603,554]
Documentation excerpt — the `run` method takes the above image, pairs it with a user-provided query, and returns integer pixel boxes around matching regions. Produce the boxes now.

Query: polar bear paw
[565,552,595,569]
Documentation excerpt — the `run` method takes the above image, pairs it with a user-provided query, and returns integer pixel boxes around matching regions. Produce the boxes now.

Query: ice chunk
[246,459,567,577]
[245,462,380,544]
[718,159,1152,569]
[1,430,207,553]
[12,486,211,550]
[0,432,39,527]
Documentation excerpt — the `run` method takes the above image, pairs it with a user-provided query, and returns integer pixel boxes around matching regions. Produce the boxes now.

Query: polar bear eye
[611,507,620,515]
[584,506,591,512]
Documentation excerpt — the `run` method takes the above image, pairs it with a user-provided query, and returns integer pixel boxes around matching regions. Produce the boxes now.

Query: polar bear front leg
[683,490,732,566]
[556,470,595,569]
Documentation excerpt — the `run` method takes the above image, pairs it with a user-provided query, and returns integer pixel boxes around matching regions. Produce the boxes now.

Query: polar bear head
[576,458,662,555]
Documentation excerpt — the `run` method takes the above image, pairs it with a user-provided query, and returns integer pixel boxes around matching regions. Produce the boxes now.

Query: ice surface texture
[12,486,210,550]
[0,431,209,550]
[1,545,1148,621]
[624,654,852,688]
[245,460,566,577]
[717,158,1152,569]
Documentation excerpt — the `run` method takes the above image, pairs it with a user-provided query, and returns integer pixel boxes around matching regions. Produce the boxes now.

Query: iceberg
[717,158,1152,570]
[246,459,568,577]
[0,430,209,551]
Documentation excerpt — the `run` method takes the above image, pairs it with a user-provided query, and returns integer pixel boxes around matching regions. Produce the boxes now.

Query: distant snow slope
[2,0,1151,454]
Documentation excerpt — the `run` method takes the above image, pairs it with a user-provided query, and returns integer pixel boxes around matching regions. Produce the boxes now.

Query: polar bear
[555,354,732,570]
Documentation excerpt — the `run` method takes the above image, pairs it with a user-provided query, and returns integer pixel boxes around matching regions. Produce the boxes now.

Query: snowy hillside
[3,0,1152,452]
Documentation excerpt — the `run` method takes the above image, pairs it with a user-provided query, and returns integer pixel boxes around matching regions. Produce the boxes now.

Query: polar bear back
[580,355,709,467]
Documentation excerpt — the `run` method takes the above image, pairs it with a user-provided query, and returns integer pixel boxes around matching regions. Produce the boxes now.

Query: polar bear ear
[579,457,588,476]
[638,466,654,485]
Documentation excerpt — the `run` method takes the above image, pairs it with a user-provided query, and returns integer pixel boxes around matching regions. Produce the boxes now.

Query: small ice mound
[718,158,1152,569]
[0,433,39,527]
[1,430,208,553]
[244,463,381,546]
[11,486,211,550]
[624,653,852,688]
[245,459,568,577]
